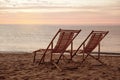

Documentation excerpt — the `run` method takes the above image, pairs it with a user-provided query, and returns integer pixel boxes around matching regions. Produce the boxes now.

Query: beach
[0,52,120,80]
[0,0,120,80]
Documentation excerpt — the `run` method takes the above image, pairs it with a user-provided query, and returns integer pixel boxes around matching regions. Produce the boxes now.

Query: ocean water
[0,24,120,53]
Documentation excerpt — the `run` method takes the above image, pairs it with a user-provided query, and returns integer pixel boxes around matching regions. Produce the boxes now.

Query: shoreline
[0,50,120,56]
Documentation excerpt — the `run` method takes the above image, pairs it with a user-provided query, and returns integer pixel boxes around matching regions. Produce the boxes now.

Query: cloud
[0,0,118,8]
[0,0,120,15]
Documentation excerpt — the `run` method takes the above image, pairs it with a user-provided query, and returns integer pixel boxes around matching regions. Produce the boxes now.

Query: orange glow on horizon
[0,12,119,25]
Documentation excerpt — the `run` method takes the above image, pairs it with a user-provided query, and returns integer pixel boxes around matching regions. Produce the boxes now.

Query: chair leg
[52,62,62,71]
[33,52,36,63]
[98,43,100,59]
[50,52,53,62]
[83,52,85,60]
[62,55,67,62]
[39,53,46,64]
[89,55,106,65]
[56,53,63,64]
[80,54,89,65]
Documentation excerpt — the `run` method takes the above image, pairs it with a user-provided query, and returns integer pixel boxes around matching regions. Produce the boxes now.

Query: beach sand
[0,52,120,80]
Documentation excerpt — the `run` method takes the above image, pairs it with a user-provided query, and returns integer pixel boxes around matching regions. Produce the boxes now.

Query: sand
[0,52,120,80]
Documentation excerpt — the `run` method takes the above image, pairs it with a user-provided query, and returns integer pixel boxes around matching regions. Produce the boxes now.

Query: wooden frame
[33,29,81,70]
[71,30,109,65]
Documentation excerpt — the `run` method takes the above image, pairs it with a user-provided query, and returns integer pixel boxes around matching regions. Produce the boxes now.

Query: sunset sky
[0,0,120,25]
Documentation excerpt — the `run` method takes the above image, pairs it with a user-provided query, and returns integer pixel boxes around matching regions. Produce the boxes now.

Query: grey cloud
[0,0,120,14]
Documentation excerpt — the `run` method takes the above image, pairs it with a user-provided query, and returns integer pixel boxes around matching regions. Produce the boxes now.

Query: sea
[0,24,120,53]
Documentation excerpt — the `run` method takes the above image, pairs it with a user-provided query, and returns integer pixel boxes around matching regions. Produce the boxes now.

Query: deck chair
[33,29,81,70]
[71,31,109,65]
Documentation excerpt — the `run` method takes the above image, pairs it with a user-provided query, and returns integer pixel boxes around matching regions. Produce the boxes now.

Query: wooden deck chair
[71,31,109,65]
[33,29,81,70]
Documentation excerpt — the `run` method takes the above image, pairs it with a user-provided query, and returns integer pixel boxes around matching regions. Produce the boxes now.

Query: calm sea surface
[0,24,120,53]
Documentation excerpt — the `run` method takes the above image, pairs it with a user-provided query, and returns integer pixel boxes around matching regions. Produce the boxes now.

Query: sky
[0,0,120,25]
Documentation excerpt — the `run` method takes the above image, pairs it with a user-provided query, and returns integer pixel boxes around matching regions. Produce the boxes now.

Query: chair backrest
[84,31,109,53]
[53,29,81,53]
